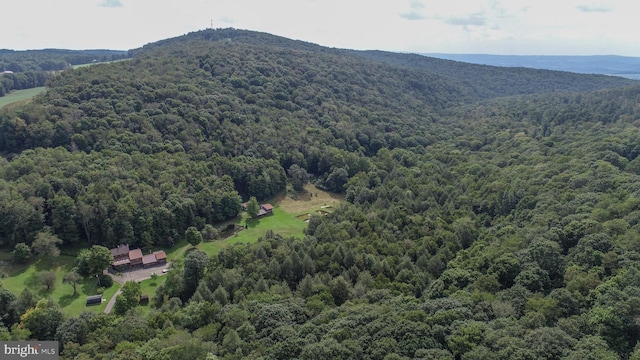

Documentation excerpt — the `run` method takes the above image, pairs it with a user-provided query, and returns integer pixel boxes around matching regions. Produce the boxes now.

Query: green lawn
[134,274,168,316]
[0,87,46,109]
[196,206,306,257]
[0,254,120,317]
[0,190,335,318]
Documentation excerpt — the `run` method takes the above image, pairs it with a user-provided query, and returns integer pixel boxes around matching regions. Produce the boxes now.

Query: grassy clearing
[71,58,130,69]
[0,87,46,109]
[0,254,120,317]
[277,183,344,215]
[189,184,342,257]
[0,184,344,317]
[135,275,168,316]
[197,206,306,257]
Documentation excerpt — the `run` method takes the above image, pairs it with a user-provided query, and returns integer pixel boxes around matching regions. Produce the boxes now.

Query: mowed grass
[196,206,306,257]
[0,87,46,109]
[0,253,120,317]
[0,184,343,316]
[190,184,342,257]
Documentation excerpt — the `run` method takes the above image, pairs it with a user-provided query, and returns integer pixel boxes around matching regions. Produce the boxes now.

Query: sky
[3,0,640,56]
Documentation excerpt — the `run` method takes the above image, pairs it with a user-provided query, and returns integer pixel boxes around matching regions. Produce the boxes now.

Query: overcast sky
[3,0,640,56]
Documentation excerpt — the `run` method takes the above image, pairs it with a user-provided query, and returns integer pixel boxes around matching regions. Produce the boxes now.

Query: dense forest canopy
[0,49,129,97]
[2,28,640,359]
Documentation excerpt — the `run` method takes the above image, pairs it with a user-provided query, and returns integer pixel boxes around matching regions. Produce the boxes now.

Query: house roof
[261,204,274,211]
[129,248,143,260]
[153,251,167,260]
[111,244,130,257]
[142,253,157,265]
[113,258,130,266]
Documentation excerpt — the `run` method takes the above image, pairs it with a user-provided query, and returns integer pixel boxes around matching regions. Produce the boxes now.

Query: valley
[0,28,639,359]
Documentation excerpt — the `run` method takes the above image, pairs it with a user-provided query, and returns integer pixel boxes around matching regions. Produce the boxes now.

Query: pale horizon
[3,0,640,56]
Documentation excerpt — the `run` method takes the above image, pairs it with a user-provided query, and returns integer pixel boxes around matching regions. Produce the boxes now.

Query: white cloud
[576,3,612,12]
[99,0,123,8]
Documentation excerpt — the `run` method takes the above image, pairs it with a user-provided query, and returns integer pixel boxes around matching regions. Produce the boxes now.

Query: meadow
[0,87,46,109]
[0,184,343,316]
[0,254,120,317]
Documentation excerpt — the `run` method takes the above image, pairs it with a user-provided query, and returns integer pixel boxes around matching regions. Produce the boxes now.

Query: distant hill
[4,28,640,359]
[132,28,638,99]
[424,53,640,79]
[0,48,130,72]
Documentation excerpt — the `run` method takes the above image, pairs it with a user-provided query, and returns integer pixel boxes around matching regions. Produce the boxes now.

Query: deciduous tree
[38,271,56,292]
[288,164,309,191]
[19,298,63,340]
[12,243,31,264]
[76,245,114,277]
[63,270,82,296]
[31,231,62,260]
[185,226,203,248]
[246,196,259,218]
[114,281,141,315]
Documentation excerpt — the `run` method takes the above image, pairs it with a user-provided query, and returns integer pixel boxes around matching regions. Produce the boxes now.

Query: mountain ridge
[424,53,640,79]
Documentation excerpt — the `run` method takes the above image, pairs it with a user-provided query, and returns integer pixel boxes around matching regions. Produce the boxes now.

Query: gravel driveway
[108,265,170,285]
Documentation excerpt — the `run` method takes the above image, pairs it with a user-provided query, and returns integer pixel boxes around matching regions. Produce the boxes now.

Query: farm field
[0,87,46,109]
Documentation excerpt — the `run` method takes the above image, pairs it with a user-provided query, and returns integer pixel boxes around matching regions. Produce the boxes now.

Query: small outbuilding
[257,203,274,217]
[139,295,149,305]
[86,295,103,306]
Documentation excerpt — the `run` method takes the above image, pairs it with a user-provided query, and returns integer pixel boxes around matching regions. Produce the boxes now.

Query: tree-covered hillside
[2,28,640,359]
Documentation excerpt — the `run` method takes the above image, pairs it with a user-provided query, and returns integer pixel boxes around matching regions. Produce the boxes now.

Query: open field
[71,58,130,69]
[197,206,306,257]
[0,87,46,109]
[276,183,344,215]
[0,183,344,316]
[196,184,343,257]
[0,254,120,317]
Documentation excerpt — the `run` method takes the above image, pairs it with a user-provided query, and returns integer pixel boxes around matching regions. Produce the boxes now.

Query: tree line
[1,28,640,359]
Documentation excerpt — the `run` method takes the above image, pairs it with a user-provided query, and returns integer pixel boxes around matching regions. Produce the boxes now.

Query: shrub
[98,274,113,288]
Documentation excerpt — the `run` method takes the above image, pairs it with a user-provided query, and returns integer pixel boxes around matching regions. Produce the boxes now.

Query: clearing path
[103,289,122,314]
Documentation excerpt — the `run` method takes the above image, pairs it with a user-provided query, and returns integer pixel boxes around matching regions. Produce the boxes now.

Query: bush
[13,243,31,264]
[98,274,113,288]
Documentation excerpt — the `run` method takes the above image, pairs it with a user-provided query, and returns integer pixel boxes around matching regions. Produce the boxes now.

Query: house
[153,251,167,265]
[129,248,143,267]
[257,203,274,217]
[109,245,166,270]
[111,244,131,268]
[242,202,274,217]
[142,253,157,268]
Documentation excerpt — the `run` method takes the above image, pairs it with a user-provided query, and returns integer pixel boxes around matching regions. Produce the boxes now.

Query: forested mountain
[351,51,638,98]
[2,28,640,359]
